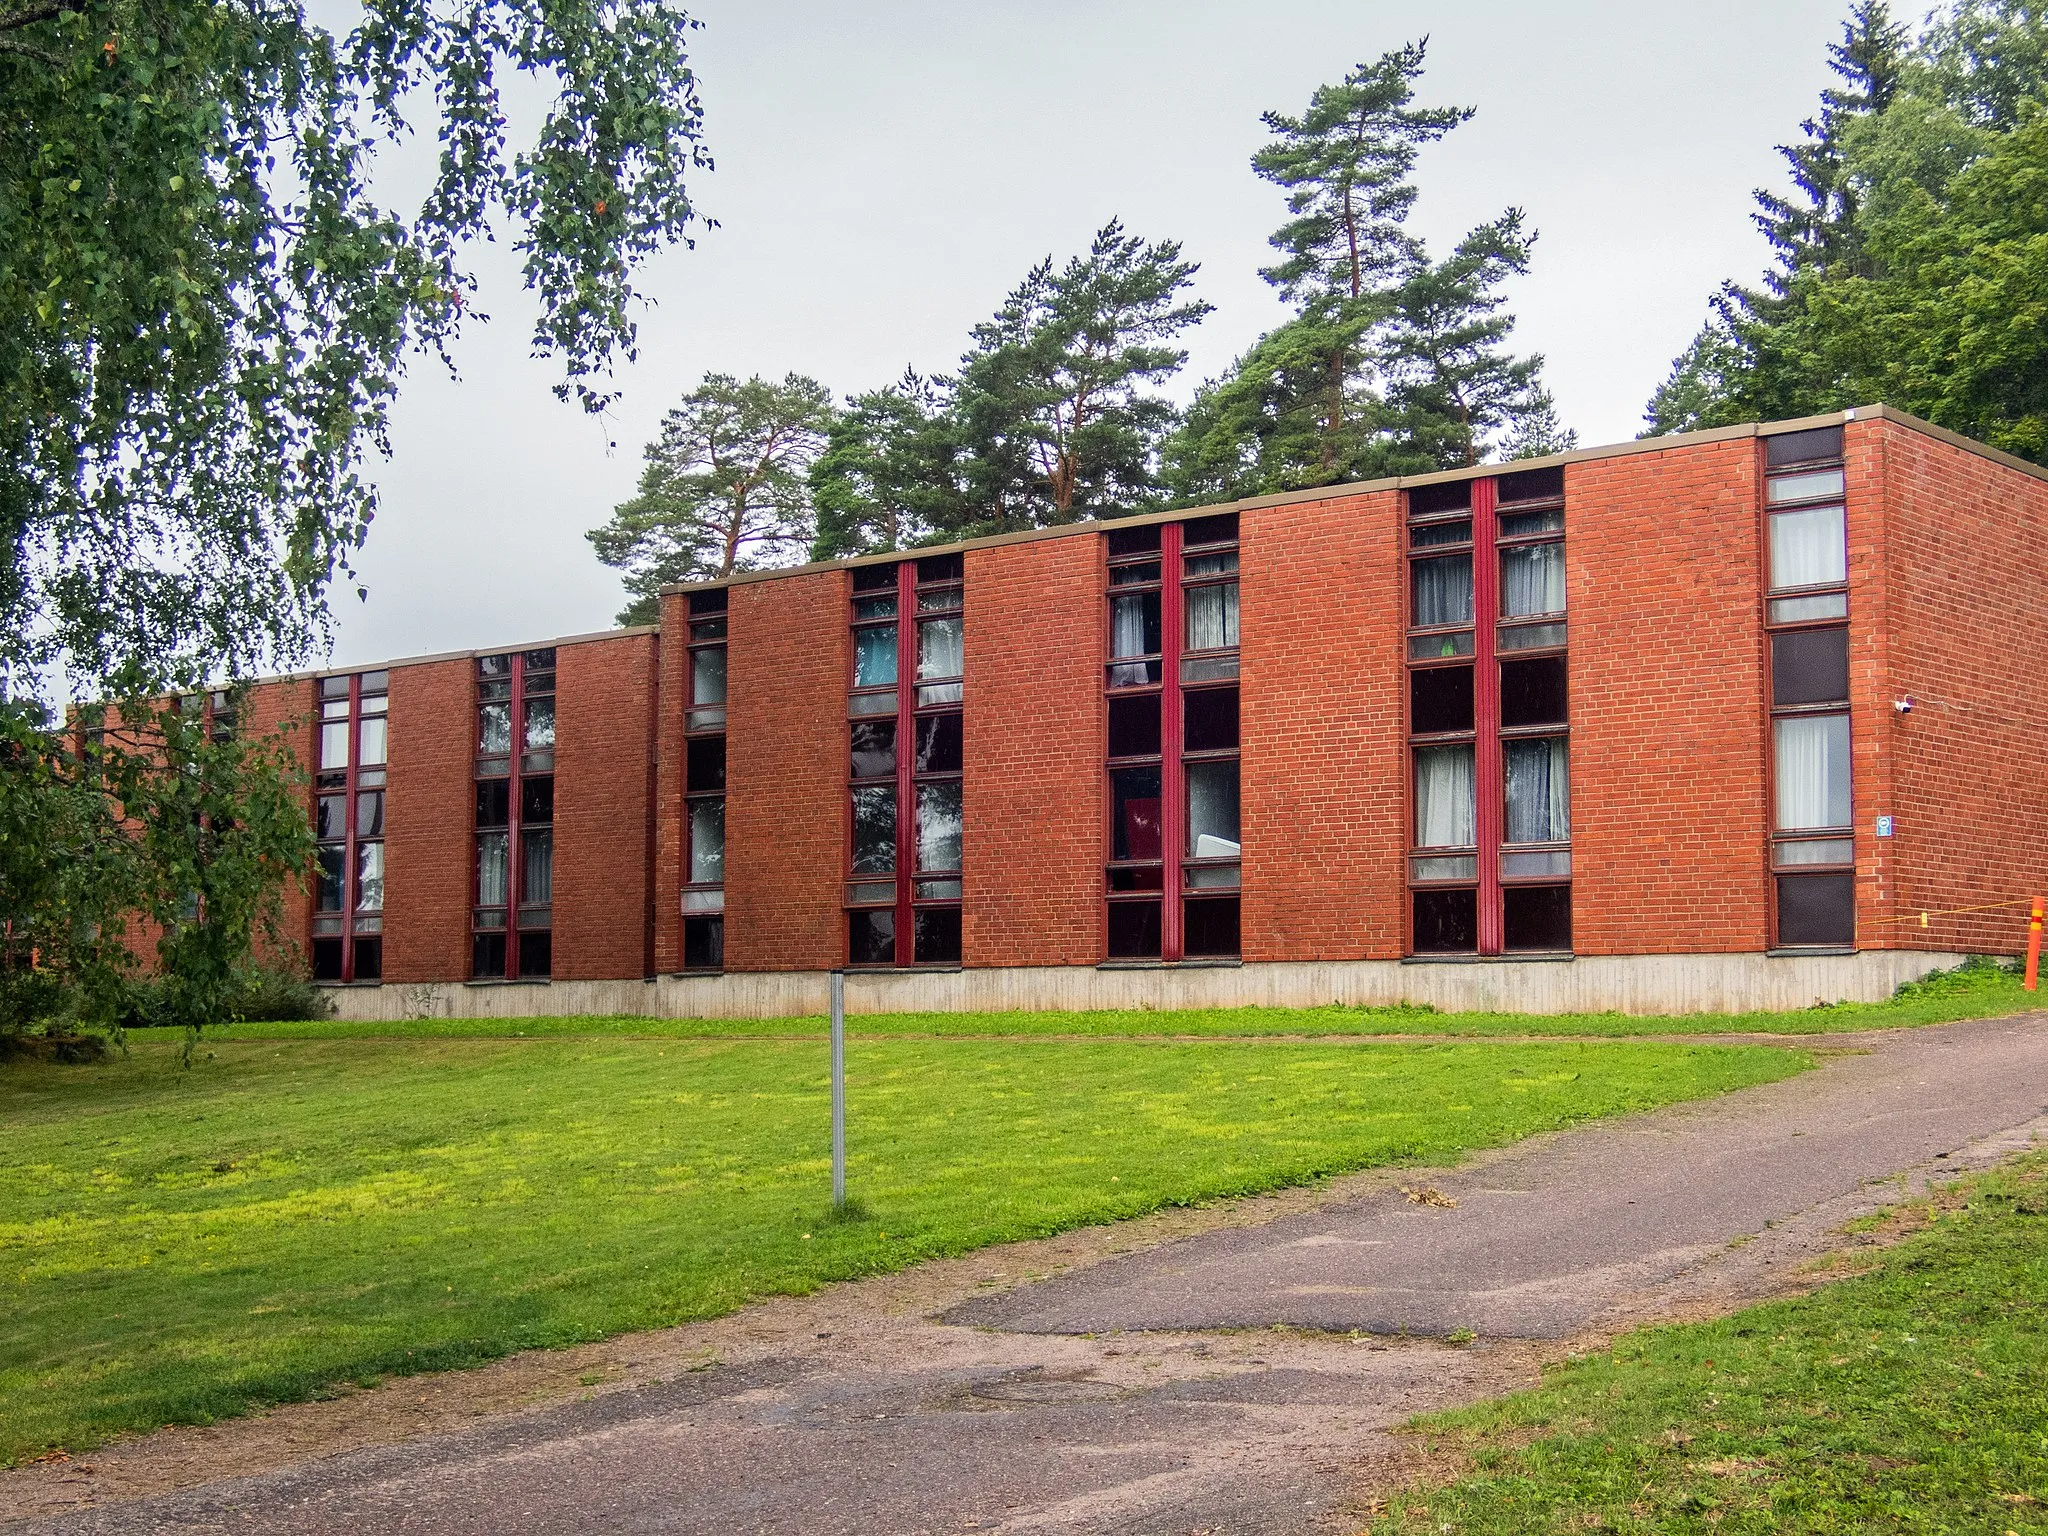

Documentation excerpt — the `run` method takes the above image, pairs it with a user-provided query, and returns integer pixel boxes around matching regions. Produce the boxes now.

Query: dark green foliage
[588,373,836,624]
[942,220,1211,537]
[0,689,315,1044]
[2,1,711,697]
[808,371,964,560]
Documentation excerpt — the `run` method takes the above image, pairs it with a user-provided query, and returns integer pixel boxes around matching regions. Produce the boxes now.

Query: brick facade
[211,408,2047,993]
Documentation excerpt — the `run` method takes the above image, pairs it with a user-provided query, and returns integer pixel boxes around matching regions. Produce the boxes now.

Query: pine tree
[588,374,835,624]
[945,220,1211,536]
[808,372,963,561]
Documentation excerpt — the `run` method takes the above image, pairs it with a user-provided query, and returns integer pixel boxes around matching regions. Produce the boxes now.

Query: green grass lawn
[0,1032,1805,1464]
[1370,1151,2048,1534]
[163,954,2036,1045]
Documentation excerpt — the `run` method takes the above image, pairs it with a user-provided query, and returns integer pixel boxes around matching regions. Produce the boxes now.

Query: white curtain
[1185,582,1239,650]
[476,832,509,907]
[1109,592,1156,686]
[522,829,553,905]
[689,799,725,884]
[1768,506,1847,590]
[1501,544,1566,618]
[1504,737,1570,843]
[1775,714,1851,829]
[918,616,964,681]
[1411,556,1473,628]
[1414,745,1476,848]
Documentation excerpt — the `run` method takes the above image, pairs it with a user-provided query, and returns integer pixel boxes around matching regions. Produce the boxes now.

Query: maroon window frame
[1104,514,1241,962]
[472,648,555,979]
[683,587,728,971]
[1406,468,1571,956]
[1761,426,1854,948]
[312,670,389,983]
[846,555,964,967]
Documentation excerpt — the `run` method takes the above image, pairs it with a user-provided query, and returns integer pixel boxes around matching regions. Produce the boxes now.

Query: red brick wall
[725,570,849,972]
[963,536,1105,966]
[1874,418,2048,955]
[382,657,473,984]
[241,677,316,969]
[1241,490,1407,961]
[553,631,658,980]
[1568,441,1771,954]
[652,591,692,974]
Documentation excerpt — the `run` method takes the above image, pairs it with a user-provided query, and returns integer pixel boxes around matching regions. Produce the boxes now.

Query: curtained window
[1504,737,1571,844]
[521,829,553,906]
[1414,745,1476,848]
[1501,543,1565,618]
[476,831,508,908]
[1775,713,1851,830]
[1768,506,1847,590]
[1412,555,1473,628]
[1185,581,1239,651]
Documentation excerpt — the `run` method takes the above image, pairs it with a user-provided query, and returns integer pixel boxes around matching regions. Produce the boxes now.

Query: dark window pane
[689,587,728,615]
[1106,523,1162,557]
[1414,889,1477,953]
[1503,885,1572,951]
[914,907,962,965]
[1184,896,1240,957]
[1107,900,1162,959]
[354,790,385,838]
[687,736,726,792]
[1186,761,1240,858]
[1766,425,1843,467]
[1772,627,1849,707]
[916,552,963,582]
[850,720,896,779]
[312,938,344,981]
[1409,481,1470,516]
[1500,656,1569,728]
[471,931,507,979]
[521,776,554,825]
[849,908,896,965]
[1108,694,1161,758]
[476,779,510,829]
[1497,465,1564,504]
[1499,507,1564,537]
[852,561,898,592]
[683,916,724,969]
[916,713,964,774]
[851,785,897,873]
[1411,666,1474,735]
[1182,511,1238,546]
[316,793,347,841]
[1107,866,1165,891]
[1184,687,1240,752]
[518,931,552,978]
[352,937,383,981]
[316,845,345,911]
[319,675,351,701]
[1111,766,1164,861]
[1778,873,1855,946]
[1410,519,1471,548]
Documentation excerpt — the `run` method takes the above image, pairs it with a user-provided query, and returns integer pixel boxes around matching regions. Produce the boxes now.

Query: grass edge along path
[1,1036,1806,1465]
[135,956,2037,1046]
[1367,1148,2048,1535]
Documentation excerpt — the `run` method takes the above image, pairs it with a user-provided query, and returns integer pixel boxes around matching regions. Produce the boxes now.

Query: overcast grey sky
[326,0,1849,670]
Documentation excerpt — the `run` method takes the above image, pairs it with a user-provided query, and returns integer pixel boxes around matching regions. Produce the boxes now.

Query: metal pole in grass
[830,969,846,1209]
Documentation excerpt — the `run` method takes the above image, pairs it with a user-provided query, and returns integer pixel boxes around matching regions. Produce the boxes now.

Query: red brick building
[243,408,2048,1019]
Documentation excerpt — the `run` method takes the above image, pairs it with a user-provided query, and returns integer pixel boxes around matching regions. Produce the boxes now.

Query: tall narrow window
[846,555,964,966]
[473,649,555,978]
[683,588,728,969]
[311,670,389,982]
[1105,514,1241,961]
[1407,467,1571,955]
[1764,427,1853,946]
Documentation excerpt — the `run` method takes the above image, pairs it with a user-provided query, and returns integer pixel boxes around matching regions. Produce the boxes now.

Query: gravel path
[7,1014,2046,1535]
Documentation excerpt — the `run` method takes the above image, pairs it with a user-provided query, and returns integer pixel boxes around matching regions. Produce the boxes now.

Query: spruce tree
[808,372,963,560]
[588,374,835,624]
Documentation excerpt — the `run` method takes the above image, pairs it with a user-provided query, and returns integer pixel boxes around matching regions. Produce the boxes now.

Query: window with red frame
[1406,466,1571,956]
[1762,425,1854,947]
[683,587,727,969]
[312,670,388,982]
[1104,513,1241,962]
[846,554,964,967]
[473,649,555,979]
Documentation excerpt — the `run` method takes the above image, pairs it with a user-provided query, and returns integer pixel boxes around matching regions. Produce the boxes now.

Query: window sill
[313,980,385,989]
[1764,946,1858,958]
[1097,958,1243,970]
[1401,952,1575,965]
[463,978,553,988]
[844,964,964,974]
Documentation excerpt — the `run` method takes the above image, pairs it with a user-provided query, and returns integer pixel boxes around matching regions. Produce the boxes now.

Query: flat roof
[658,403,2048,598]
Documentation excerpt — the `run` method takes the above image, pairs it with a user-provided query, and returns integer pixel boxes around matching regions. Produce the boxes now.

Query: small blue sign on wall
[1875,815,1895,838]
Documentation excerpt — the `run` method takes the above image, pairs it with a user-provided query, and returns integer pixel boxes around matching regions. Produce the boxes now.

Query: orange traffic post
[2027,897,2044,992]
